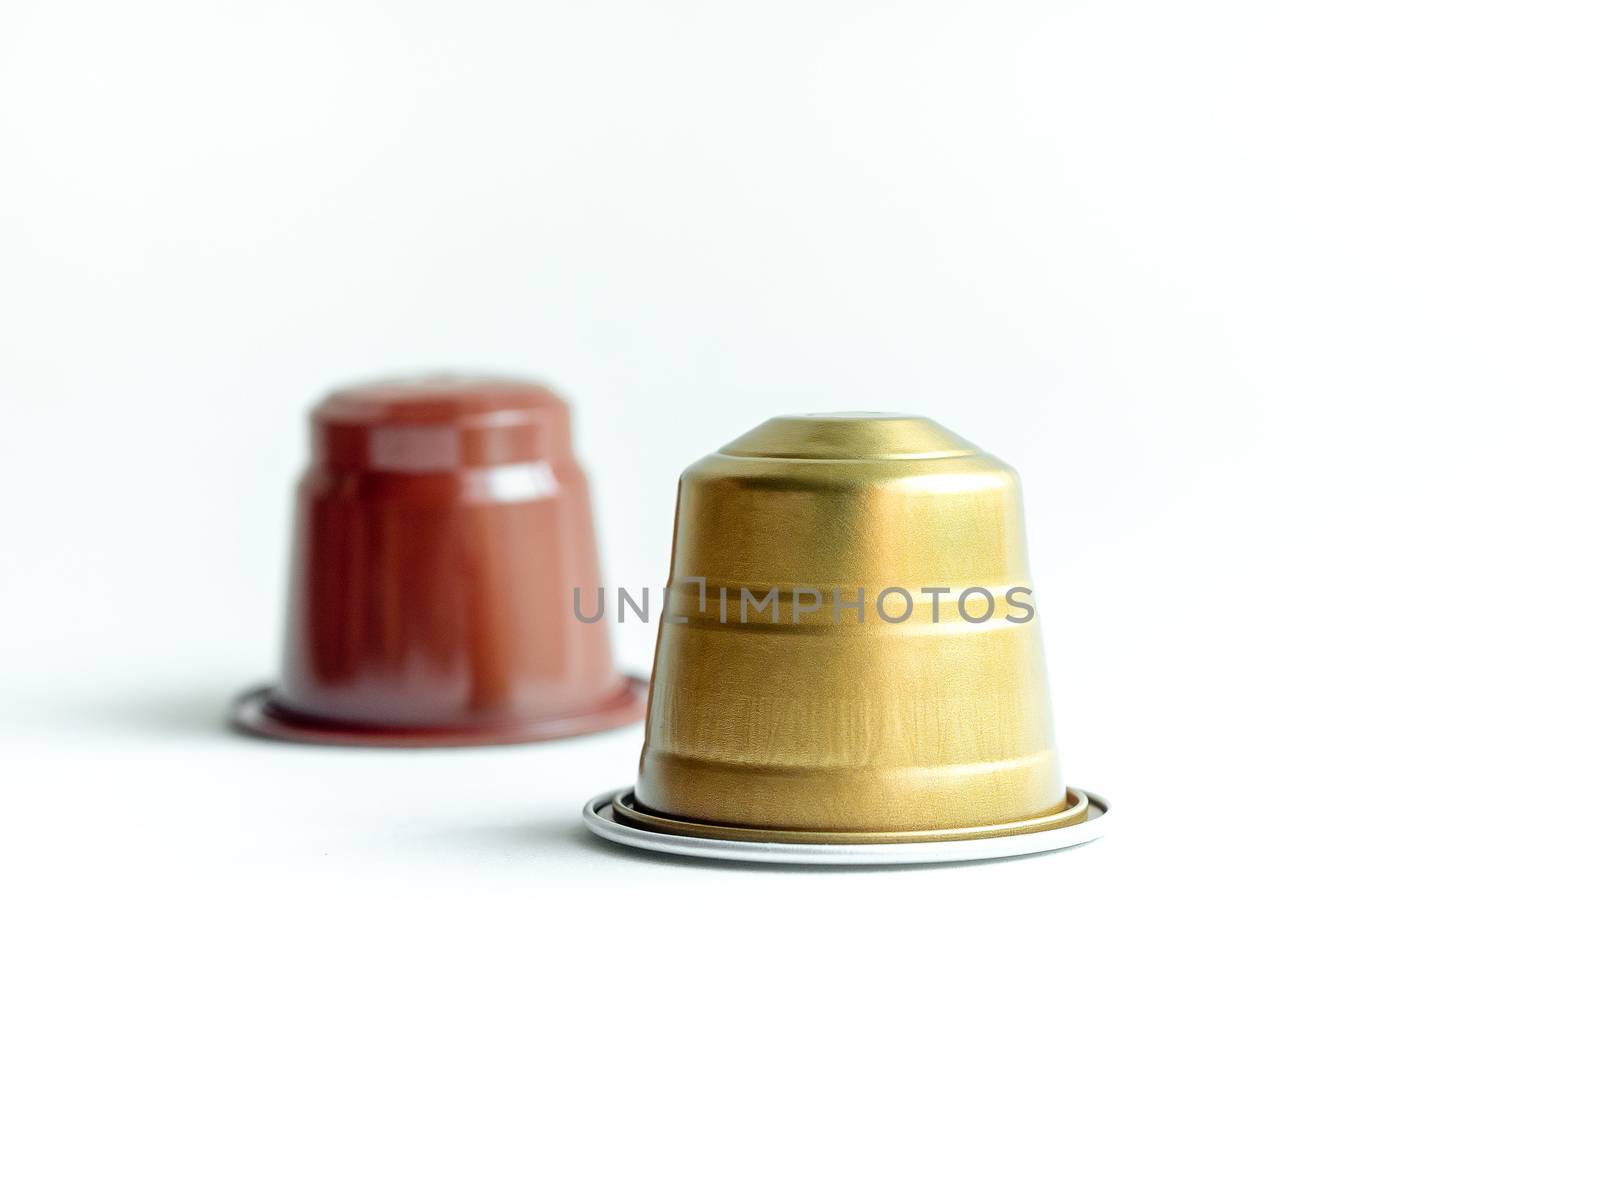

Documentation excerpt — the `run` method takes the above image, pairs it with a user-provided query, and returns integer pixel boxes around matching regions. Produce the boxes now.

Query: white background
[2,1,1596,1195]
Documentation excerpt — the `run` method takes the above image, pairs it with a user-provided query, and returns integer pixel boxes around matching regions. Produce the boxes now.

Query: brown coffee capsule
[232,374,644,746]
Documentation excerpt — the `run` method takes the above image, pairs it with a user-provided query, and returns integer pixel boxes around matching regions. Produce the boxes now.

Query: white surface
[2,2,1597,1197]
[583,789,1110,864]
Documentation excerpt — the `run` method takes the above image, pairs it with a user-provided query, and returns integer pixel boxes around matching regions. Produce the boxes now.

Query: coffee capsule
[232,374,645,746]
[583,413,1108,863]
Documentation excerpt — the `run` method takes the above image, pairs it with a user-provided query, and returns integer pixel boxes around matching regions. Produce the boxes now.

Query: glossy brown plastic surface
[233,374,643,746]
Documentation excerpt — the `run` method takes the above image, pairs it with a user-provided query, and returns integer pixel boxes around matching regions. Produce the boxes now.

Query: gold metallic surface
[636,413,1069,843]
[614,787,1090,844]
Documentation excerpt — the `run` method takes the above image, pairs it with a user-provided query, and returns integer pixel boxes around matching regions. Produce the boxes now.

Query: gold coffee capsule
[584,413,1108,864]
